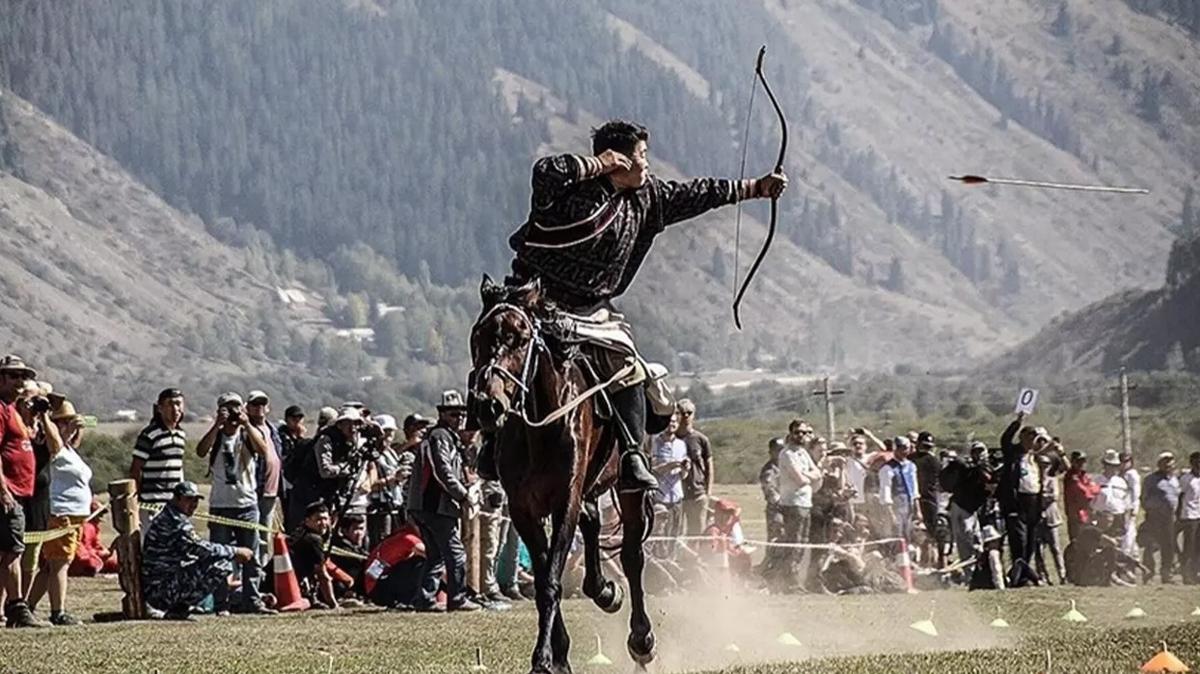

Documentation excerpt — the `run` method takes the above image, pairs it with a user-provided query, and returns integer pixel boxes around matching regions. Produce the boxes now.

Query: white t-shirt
[1179,472,1200,521]
[846,458,867,505]
[208,429,259,510]
[49,446,93,516]
[1093,473,1130,515]
[1123,468,1141,514]
[778,446,817,508]
[651,434,687,505]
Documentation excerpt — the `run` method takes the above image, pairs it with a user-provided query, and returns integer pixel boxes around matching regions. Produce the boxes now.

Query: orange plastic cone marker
[1141,642,1189,673]
[272,532,311,612]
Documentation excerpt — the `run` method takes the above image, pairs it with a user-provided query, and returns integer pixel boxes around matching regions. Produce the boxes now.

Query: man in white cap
[1178,451,1200,585]
[1140,452,1180,584]
[405,391,481,611]
[0,355,42,627]
[366,414,406,546]
[196,392,274,614]
[246,390,283,571]
[1092,449,1131,539]
[1119,451,1141,558]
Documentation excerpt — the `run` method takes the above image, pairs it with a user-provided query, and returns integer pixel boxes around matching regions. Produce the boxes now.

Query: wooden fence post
[108,479,145,619]
[462,508,481,596]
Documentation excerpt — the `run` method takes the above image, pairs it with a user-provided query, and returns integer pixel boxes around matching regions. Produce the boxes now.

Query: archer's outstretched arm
[653,171,787,228]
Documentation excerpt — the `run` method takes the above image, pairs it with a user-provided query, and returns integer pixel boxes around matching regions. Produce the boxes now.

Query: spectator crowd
[2,351,1199,627]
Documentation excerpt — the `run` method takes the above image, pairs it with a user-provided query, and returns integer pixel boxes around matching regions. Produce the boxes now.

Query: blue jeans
[409,511,466,607]
[257,496,277,569]
[210,505,261,610]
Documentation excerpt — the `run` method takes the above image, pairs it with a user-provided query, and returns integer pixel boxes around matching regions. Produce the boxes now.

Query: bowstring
[733,76,758,297]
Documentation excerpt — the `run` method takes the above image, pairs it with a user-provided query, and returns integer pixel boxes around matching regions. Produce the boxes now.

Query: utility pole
[1108,368,1137,455]
[811,376,846,441]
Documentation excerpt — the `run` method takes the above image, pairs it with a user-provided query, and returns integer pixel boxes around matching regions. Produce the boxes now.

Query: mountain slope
[989,234,1200,374]
[0,0,1195,374]
[0,89,325,411]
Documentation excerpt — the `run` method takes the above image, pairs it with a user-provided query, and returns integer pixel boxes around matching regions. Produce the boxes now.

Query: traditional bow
[732,45,788,330]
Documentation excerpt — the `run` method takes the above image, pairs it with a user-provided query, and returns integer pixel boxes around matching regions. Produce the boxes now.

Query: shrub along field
[0,576,1197,673]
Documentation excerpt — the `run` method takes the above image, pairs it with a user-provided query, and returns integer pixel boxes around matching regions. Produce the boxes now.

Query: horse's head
[469,274,545,431]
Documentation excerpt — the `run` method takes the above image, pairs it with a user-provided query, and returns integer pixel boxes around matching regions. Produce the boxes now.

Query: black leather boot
[618,448,658,493]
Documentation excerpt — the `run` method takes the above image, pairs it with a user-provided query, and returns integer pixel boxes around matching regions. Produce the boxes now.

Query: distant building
[113,409,139,422]
[276,287,309,306]
[335,328,376,345]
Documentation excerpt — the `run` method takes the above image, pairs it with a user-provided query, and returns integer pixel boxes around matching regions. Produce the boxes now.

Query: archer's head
[593,119,649,189]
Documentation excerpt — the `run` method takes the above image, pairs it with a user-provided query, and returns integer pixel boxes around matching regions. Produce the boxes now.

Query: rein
[471,301,635,429]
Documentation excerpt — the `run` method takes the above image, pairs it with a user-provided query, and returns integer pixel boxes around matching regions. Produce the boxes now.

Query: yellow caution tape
[22,505,111,544]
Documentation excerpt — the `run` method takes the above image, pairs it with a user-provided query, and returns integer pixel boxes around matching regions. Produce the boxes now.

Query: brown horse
[469,275,656,674]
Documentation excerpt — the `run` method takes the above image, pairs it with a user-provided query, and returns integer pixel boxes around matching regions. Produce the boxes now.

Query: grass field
[1,579,1198,673]
[3,487,1199,673]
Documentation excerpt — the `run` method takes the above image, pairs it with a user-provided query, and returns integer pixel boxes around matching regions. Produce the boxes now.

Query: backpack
[282,435,318,484]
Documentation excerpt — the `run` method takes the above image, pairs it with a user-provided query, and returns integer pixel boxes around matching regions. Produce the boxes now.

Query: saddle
[543,306,675,419]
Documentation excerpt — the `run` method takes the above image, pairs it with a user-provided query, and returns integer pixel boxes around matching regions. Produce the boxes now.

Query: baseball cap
[284,405,305,419]
[317,406,338,427]
[173,481,204,499]
[917,431,935,449]
[374,414,398,431]
[768,437,785,452]
[403,413,432,430]
[217,392,244,408]
[157,387,184,403]
[246,390,270,405]
[335,406,364,424]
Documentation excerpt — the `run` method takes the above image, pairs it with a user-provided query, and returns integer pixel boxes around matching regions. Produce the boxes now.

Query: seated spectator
[289,501,338,609]
[703,499,752,579]
[967,525,1007,591]
[366,524,426,609]
[68,500,115,577]
[142,482,253,620]
[1064,523,1146,587]
[329,514,368,604]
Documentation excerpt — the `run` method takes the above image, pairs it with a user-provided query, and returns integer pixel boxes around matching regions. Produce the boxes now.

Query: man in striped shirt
[130,388,188,504]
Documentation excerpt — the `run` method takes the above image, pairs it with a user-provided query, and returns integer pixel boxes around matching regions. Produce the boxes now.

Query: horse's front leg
[547,497,583,674]
[510,506,556,674]
[618,491,656,668]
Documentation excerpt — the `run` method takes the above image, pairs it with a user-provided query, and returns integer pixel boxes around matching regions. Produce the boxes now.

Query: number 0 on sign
[1015,388,1039,415]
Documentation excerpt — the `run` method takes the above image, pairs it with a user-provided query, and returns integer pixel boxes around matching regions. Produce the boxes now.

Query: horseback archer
[467,114,785,674]
[476,119,787,490]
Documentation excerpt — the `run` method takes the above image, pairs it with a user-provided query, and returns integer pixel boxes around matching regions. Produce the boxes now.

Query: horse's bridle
[469,302,546,419]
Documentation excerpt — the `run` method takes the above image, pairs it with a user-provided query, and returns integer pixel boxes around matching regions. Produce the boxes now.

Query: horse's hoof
[627,632,656,666]
[597,581,624,614]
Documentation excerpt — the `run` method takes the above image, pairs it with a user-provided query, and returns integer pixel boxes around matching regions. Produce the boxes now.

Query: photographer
[367,415,407,547]
[196,392,273,615]
[0,356,50,628]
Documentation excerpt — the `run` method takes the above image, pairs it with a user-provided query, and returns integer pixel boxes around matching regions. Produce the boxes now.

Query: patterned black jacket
[509,153,753,310]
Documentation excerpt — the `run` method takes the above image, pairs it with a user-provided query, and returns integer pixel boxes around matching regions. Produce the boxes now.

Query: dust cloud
[588,582,1012,673]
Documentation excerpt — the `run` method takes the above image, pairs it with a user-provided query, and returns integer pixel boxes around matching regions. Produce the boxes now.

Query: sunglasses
[678,410,694,416]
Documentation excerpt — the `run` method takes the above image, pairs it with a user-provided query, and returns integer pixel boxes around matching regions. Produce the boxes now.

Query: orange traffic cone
[1141,642,1189,673]
[272,532,311,612]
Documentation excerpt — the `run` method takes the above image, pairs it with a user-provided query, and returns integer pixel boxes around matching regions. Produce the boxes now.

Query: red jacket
[1063,468,1100,525]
